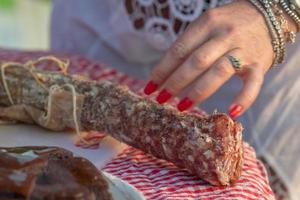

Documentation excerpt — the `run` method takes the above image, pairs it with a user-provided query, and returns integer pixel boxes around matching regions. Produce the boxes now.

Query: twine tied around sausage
[0,56,87,143]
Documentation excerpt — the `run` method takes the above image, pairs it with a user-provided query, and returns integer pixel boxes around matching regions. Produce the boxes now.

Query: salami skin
[0,59,244,186]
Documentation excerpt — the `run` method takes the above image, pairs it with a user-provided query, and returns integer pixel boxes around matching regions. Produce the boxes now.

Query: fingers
[177,51,239,111]
[153,37,230,103]
[229,67,264,118]
[144,15,213,95]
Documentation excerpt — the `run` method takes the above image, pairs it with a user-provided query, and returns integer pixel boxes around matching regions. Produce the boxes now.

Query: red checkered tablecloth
[0,49,275,200]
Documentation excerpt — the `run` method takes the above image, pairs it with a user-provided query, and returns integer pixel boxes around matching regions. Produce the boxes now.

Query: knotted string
[0,56,87,143]
[44,83,81,141]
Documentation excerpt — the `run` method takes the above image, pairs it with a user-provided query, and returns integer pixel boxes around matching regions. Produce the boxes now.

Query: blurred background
[0,0,51,50]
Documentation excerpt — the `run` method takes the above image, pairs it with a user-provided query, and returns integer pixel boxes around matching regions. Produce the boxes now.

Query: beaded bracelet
[270,0,297,43]
[289,0,300,16]
[280,0,300,31]
[248,0,284,65]
[260,0,286,64]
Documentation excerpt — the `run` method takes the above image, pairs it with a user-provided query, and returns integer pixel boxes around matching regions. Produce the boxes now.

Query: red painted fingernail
[156,89,172,104]
[177,97,194,111]
[229,104,243,118]
[144,80,159,95]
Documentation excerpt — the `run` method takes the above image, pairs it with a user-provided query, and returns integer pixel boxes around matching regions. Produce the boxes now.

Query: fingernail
[229,104,243,118]
[177,97,194,111]
[144,80,159,95]
[156,89,172,104]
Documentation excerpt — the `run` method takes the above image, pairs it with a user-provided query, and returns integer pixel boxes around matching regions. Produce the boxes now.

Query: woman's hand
[143,0,280,118]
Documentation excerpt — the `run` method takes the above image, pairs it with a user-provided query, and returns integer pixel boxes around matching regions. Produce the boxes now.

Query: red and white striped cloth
[0,49,275,200]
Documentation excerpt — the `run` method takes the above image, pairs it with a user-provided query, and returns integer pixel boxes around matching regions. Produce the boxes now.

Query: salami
[0,146,113,199]
[0,57,244,186]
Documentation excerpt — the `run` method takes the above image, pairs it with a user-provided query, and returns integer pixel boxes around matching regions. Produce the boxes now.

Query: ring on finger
[226,55,243,72]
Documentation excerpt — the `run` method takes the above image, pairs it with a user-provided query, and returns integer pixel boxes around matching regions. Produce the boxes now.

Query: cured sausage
[0,58,244,186]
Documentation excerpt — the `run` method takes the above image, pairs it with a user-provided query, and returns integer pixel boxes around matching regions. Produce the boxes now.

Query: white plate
[103,172,145,200]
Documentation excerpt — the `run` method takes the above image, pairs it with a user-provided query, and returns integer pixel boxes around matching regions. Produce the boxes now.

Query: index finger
[148,13,214,89]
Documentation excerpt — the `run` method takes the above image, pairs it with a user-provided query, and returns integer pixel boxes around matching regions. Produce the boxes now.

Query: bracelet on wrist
[247,0,300,65]
[279,0,300,31]
[271,0,297,43]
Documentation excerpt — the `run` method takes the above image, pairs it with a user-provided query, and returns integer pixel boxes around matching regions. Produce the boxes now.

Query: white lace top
[122,0,232,50]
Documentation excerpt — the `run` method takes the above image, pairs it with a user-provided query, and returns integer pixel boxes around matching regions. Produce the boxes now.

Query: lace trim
[124,0,232,50]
